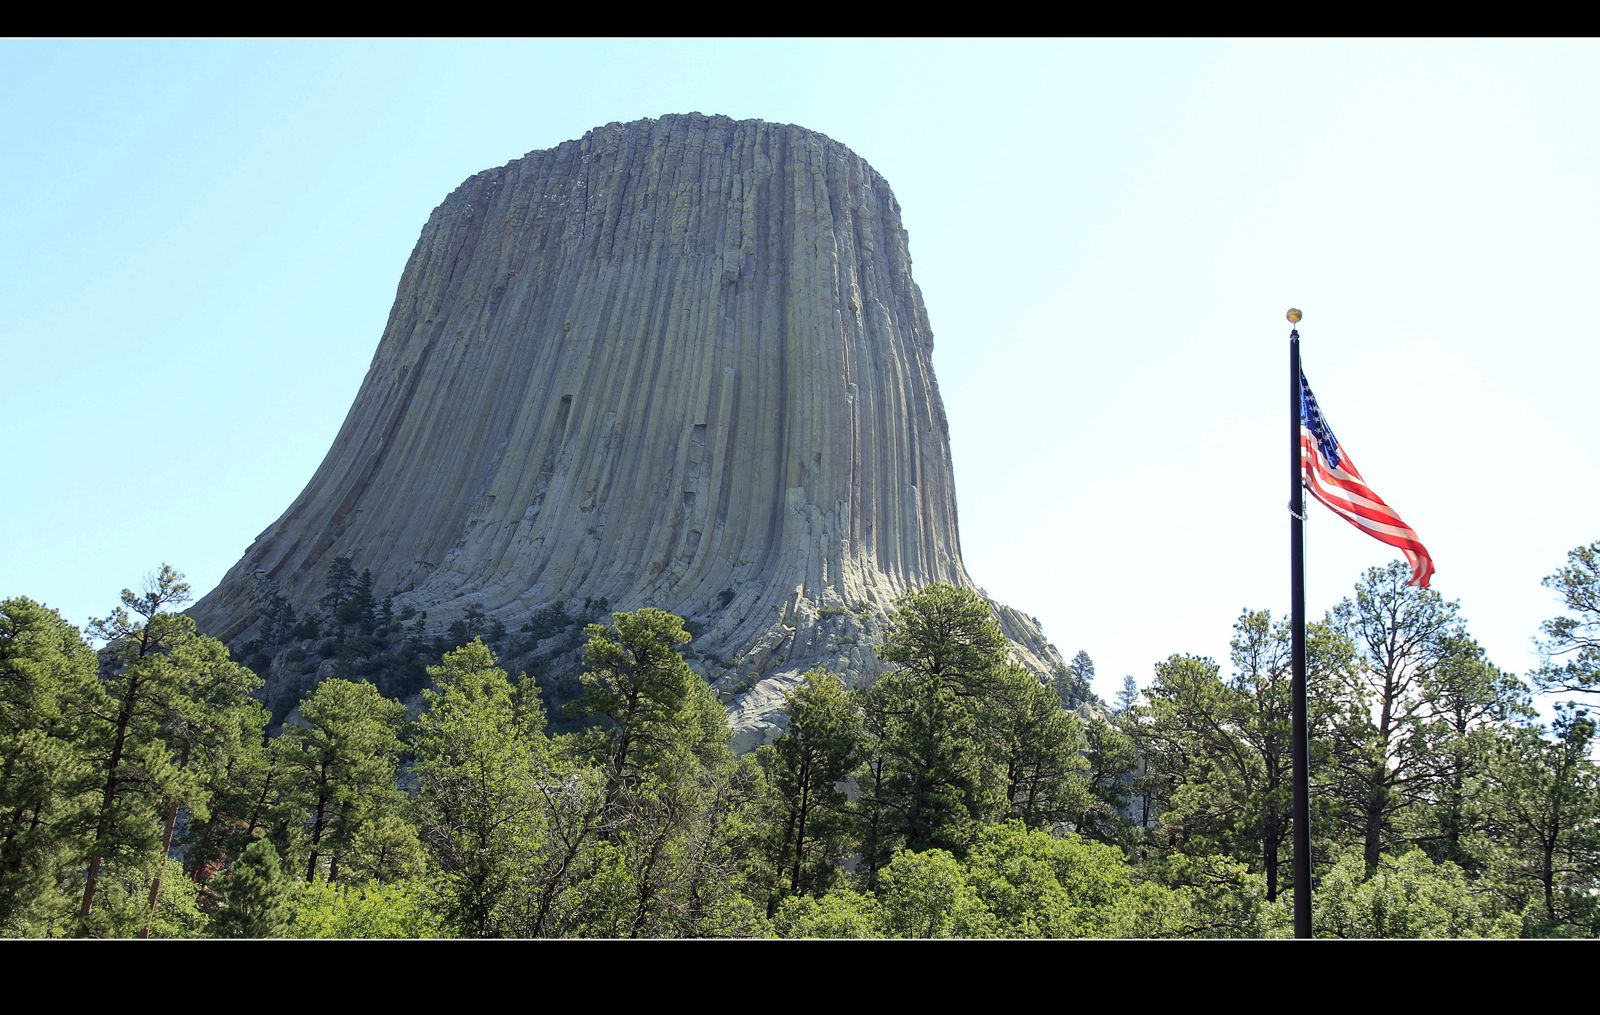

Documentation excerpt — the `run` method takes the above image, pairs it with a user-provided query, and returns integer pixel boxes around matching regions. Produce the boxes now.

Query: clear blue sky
[4,38,1597,708]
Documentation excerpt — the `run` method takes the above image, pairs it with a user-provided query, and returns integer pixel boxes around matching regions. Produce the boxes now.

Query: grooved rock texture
[191,113,1066,749]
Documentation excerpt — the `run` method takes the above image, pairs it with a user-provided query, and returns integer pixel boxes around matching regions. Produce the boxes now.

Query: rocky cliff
[190,112,1065,748]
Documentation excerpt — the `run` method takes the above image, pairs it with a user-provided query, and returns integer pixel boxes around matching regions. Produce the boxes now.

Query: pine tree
[1070,650,1096,701]
[976,665,1089,830]
[1324,561,1464,871]
[0,598,102,933]
[1075,713,1138,846]
[1128,653,1239,858]
[250,575,297,658]
[1404,635,1529,868]
[562,608,756,938]
[757,668,862,912]
[1052,650,1098,709]
[1533,541,1600,698]
[1470,706,1600,935]
[75,565,264,936]
[334,569,376,634]
[179,704,273,890]
[212,837,291,938]
[320,556,357,628]
[867,584,1014,859]
[569,608,721,804]
[1115,675,1140,714]
[136,632,262,936]
[273,678,405,883]
[412,639,544,936]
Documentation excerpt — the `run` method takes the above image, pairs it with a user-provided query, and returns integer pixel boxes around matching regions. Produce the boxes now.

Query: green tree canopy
[1534,541,1600,698]
[757,668,862,912]
[273,677,406,883]
[0,597,102,934]
[412,639,544,936]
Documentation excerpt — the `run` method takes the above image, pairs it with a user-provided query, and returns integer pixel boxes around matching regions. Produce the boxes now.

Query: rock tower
[191,113,1065,747]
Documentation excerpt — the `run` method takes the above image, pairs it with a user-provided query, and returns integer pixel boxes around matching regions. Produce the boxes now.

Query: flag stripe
[1301,440,1420,530]
[1299,372,1434,587]
[1299,437,1386,504]
[1305,484,1435,557]
[1302,446,1432,549]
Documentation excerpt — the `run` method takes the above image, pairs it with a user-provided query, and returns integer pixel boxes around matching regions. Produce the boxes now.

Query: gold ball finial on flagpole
[1287,308,1303,324]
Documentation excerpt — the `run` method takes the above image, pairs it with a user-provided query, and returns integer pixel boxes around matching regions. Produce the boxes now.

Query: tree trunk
[531,803,599,937]
[305,778,330,882]
[790,773,812,898]
[78,676,140,933]
[860,757,888,892]
[1264,820,1280,903]
[769,802,799,919]
[140,741,193,938]
[1362,779,1386,873]
[627,816,673,938]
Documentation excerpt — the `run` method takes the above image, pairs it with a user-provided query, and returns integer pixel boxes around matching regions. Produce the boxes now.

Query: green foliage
[570,608,724,799]
[74,565,266,936]
[523,604,576,645]
[1324,561,1465,870]
[79,855,208,939]
[75,566,198,931]
[854,584,1106,896]
[1129,653,1242,857]
[1534,541,1600,697]
[1124,612,1356,902]
[1523,541,1600,691]
[772,889,883,938]
[663,753,775,938]
[288,877,444,938]
[977,664,1090,831]
[412,639,545,936]
[1115,675,1139,714]
[547,609,773,938]
[1143,852,1290,938]
[1402,635,1530,868]
[1076,713,1138,846]
[877,847,998,938]
[1224,610,1298,897]
[319,557,357,627]
[0,597,102,934]
[250,575,298,659]
[964,820,1180,938]
[1315,848,1520,938]
[756,668,862,911]
[1468,706,1600,936]
[177,701,274,890]
[1052,649,1098,709]
[338,569,377,633]
[272,678,406,883]
[10,553,1598,939]
[212,838,292,938]
[345,815,427,885]
[877,584,1012,697]
[863,584,1012,860]
[534,750,772,939]
[779,822,1199,939]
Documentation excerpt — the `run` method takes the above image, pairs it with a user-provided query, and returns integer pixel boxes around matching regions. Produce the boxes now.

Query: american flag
[1299,371,1435,587]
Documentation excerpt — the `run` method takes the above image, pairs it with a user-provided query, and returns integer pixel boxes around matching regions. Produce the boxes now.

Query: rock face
[191,112,1065,748]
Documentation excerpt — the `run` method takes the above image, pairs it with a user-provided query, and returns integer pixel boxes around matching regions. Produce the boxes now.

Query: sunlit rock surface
[190,113,1065,749]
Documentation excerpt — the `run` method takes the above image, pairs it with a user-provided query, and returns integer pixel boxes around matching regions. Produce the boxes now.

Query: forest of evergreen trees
[3,545,1598,938]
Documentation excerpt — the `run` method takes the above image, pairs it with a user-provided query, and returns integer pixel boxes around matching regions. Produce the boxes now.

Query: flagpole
[1288,308,1313,939]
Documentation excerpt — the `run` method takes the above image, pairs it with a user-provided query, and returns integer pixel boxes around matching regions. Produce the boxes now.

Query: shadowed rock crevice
[190,112,1065,749]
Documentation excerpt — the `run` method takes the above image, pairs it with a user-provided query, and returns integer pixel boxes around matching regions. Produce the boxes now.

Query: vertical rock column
[190,113,1065,744]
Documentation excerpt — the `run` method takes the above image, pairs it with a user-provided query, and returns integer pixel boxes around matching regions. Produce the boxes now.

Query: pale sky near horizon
[4,38,1598,711]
